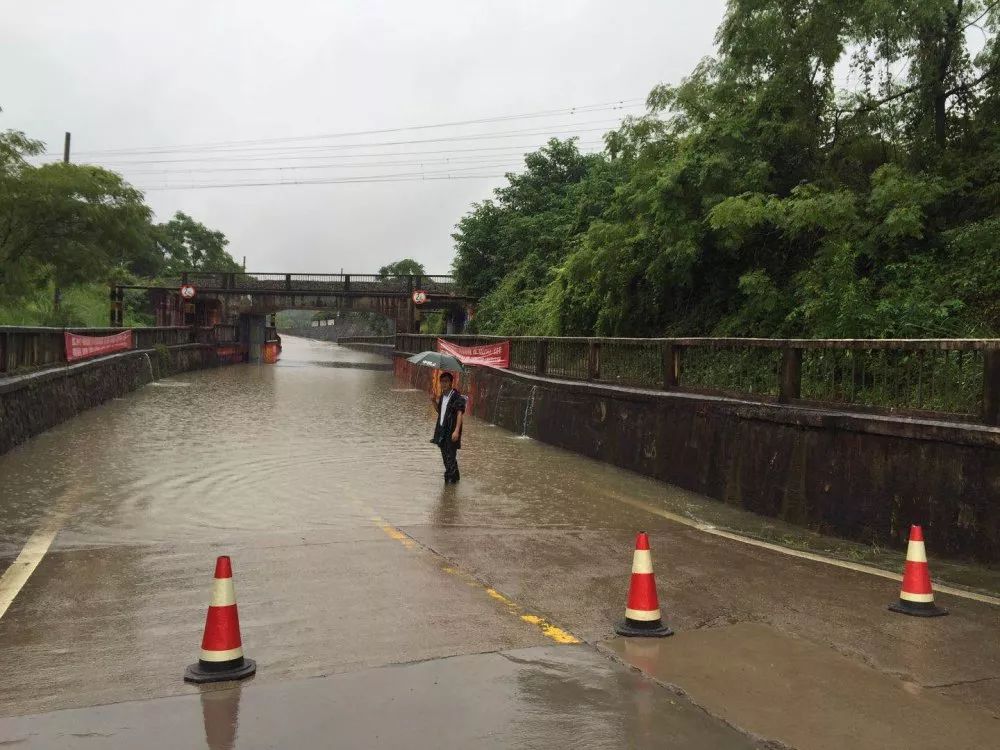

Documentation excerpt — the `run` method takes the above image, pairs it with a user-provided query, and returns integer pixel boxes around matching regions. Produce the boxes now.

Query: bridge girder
[112,271,476,333]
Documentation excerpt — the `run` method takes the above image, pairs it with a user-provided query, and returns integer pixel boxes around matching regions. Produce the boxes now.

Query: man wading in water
[431,372,465,483]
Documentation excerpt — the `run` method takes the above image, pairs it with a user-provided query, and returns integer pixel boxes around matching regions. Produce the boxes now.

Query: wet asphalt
[0,336,997,749]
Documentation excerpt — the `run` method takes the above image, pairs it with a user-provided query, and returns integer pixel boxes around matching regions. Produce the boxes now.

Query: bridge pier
[443,305,468,335]
[240,313,268,363]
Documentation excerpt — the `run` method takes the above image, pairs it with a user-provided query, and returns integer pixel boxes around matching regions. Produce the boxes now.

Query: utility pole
[55,132,71,313]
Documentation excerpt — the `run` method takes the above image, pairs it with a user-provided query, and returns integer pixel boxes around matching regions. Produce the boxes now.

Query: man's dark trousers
[440,439,460,482]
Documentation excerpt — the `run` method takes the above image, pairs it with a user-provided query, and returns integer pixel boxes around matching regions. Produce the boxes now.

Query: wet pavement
[0,646,759,749]
[606,624,1000,750]
[1,335,998,748]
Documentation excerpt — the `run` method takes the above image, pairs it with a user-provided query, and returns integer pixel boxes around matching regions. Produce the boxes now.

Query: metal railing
[163,271,461,296]
[395,334,1000,425]
[133,327,195,349]
[1,325,238,375]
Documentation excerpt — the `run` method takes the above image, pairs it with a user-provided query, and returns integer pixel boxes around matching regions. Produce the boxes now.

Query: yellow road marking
[519,614,579,644]
[375,519,417,549]
[485,588,516,606]
[612,493,1000,608]
[373,516,581,644]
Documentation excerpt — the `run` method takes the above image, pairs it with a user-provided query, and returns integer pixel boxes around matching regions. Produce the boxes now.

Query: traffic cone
[889,525,948,617]
[184,556,257,683]
[615,532,673,637]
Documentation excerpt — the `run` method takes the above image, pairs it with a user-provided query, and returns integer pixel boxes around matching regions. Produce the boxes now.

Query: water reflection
[200,685,244,750]
[432,484,461,528]
[505,647,751,748]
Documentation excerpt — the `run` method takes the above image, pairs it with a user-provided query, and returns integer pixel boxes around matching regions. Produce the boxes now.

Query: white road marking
[0,518,63,620]
[613,493,1000,608]
[0,490,80,621]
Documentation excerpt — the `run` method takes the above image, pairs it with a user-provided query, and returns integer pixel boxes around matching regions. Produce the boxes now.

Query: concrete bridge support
[240,314,268,364]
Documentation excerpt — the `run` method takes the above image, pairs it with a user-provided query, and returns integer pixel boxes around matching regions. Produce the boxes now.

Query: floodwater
[1,336,998,748]
[3,335,747,553]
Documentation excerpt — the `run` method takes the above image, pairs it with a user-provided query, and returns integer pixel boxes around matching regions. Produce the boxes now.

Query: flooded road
[1,336,998,748]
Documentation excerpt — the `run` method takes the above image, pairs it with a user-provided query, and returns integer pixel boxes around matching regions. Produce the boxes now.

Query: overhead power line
[136,173,510,191]
[132,160,528,179]
[65,120,628,161]
[83,139,609,166]
[47,97,646,157]
[140,162,526,187]
[119,147,607,176]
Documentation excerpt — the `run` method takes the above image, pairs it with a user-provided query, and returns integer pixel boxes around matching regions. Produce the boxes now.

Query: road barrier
[396,334,1000,425]
[184,556,256,684]
[0,324,241,375]
[889,526,948,617]
[615,532,673,638]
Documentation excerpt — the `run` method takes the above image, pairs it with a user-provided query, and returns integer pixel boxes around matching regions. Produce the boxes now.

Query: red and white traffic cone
[615,532,673,637]
[889,525,948,617]
[184,556,257,683]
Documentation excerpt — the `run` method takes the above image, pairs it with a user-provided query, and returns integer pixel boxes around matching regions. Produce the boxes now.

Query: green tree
[377,258,426,278]
[451,0,1000,339]
[0,129,153,302]
[154,211,240,273]
[452,138,620,333]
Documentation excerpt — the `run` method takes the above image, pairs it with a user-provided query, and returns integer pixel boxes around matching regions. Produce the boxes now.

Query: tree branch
[944,64,1000,97]
[833,60,997,120]
[835,82,924,117]
[964,0,999,30]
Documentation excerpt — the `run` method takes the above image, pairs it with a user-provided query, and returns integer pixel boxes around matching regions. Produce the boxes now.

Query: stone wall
[0,345,226,456]
[395,355,1000,563]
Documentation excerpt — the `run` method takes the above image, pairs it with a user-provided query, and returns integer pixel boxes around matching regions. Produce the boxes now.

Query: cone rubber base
[615,619,674,638]
[184,658,257,684]
[888,600,948,617]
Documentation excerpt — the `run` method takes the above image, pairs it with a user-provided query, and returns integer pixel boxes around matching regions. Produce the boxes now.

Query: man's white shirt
[439,390,452,426]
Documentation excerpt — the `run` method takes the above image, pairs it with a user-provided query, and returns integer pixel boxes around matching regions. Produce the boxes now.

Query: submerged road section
[0,336,997,749]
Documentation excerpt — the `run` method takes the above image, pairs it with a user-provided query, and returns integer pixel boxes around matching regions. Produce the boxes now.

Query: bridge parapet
[0,325,239,375]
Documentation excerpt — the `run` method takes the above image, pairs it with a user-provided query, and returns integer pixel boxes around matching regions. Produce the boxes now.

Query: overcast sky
[3,0,728,274]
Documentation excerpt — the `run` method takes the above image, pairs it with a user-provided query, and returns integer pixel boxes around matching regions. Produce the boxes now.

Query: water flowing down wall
[394,355,1000,563]
[0,345,231,456]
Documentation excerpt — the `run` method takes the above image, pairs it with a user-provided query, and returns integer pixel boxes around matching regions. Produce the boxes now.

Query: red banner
[64,330,133,362]
[436,338,510,368]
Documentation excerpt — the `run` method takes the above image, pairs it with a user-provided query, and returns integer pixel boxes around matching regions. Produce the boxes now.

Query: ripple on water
[0,336,707,549]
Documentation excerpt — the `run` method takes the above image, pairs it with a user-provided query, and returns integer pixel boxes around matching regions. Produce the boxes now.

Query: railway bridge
[111,271,475,337]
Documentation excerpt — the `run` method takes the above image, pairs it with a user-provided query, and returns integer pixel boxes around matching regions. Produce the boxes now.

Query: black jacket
[432,388,466,449]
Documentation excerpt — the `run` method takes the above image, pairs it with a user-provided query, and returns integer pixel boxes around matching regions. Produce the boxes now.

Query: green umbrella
[407,350,466,372]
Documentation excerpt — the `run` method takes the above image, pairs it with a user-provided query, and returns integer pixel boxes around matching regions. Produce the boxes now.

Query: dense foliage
[155,212,241,274]
[453,0,1000,338]
[0,126,239,325]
